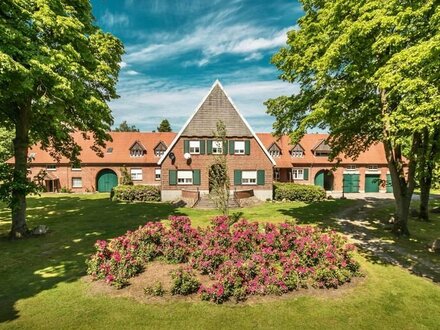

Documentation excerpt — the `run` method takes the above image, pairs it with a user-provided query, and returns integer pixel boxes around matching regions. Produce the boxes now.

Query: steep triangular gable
[154,141,167,151]
[158,80,276,165]
[181,84,252,137]
[268,142,281,153]
[290,143,304,152]
[129,140,146,151]
[312,139,331,153]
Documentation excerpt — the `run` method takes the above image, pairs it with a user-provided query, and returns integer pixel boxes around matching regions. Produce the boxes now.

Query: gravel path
[333,198,440,283]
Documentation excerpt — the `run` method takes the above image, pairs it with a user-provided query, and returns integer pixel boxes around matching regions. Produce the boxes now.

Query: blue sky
[91,0,303,132]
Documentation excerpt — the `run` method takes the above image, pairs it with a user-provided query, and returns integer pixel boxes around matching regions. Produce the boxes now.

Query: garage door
[343,174,360,193]
[365,174,380,193]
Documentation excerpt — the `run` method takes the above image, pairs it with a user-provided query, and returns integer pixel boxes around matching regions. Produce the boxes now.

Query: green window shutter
[207,140,213,154]
[229,140,235,155]
[169,170,177,185]
[234,170,242,185]
[193,170,201,185]
[257,170,265,185]
[200,140,205,154]
[303,168,309,180]
[184,140,189,154]
[245,140,251,155]
[223,140,228,155]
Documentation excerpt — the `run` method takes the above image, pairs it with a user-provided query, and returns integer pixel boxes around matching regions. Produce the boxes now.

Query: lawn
[1,193,440,329]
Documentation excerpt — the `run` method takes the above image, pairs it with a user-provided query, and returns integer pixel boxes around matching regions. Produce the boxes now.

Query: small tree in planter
[209,121,230,215]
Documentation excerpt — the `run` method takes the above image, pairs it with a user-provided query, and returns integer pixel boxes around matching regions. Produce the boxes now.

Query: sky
[90,0,303,133]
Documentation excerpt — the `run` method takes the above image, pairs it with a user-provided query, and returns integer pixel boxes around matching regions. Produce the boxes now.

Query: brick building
[17,80,393,198]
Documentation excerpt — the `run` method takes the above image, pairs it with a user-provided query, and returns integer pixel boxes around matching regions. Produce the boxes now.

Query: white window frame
[242,171,257,185]
[292,168,304,180]
[155,168,161,181]
[274,168,280,181]
[46,164,57,171]
[212,141,223,154]
[71,164,81,171]
[130,168,143,181]
[291,150,303,158]
[234,141,245,155]
[155,149,165,157]
[346,165,357,171]
[177,170,193,185]
[367,165,379,171]
[270,149,280,158]
[130,149,144,157]
[189,141,200,154]
[72,177,82,188]
[315,151,329,157]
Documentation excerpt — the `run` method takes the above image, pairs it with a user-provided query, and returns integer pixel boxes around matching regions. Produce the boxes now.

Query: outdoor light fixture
[184,153,191,160]
[169,152,175,161]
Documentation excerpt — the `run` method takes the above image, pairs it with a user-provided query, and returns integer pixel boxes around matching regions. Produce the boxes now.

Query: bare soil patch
[84,260,365,305]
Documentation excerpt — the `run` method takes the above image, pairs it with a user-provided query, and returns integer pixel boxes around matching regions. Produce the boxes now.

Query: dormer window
[267,142,281,158]
[313,139,331,157]
[129,141,146,157]
[154,141,167,157]
[290,144,304,158]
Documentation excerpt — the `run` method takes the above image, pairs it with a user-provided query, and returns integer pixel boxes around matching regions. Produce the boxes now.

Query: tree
[0,0,124,238]
[113,120,139,132]
[266,0,439,236]
[208,121,230,215]
[157,119,172,132]
[0,128,14,162]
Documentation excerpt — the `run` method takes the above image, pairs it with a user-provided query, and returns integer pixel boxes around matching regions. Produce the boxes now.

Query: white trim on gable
[158,80,276,166]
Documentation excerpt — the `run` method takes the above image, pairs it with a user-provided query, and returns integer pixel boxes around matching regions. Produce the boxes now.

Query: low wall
[235,189,254,199]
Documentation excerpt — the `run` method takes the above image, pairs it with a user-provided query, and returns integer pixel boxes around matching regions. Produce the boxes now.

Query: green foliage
[119,166,133,185]
[157,119,172,132]
[112,185,161,203]
[170,268,200,296]
[113,121,139,132]
[273,183,326,203]
[144,281,166,296]
[60,186,72,194]
[266,0,439,235]
[0,128,13,162]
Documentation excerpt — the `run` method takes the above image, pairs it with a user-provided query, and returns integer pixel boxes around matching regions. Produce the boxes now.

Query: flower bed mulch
[86,216,362,303]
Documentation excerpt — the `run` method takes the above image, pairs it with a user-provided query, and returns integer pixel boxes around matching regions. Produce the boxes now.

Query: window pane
[72,178,82,188]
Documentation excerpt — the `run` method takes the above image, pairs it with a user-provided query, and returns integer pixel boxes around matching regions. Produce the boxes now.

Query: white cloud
[243,53,264,62]
[119,61,127,69]
[100,10,129,28]
[109,79,298,132]
[125,70,140,75]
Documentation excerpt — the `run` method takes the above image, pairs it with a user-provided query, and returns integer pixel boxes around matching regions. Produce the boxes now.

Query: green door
[314,171,324,188]
[386,174,393,193]
[97,169,118,192]
[343,174,360,193]
[365,174,380,193]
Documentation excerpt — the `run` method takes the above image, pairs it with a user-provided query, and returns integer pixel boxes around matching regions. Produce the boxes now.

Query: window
[177,171,193,184]
[269,149,280,158]
[130,168,143,181]
[315,151,330,157]
[107,147,113,153]
[72,177,82,188]
[71,163,81,171]
[242,171,257,185]
[130,149,145,157]
[155,149,165,157]
[212,141,223,154]
[292,169,304,180]
[346,165,357,171]
[234,141,245,154]
[367,165,378,171]
[291,150,303,158]
[46,164,56,171]
[155,168,161,181]
[274,168,280,181]
[189,141,200,154]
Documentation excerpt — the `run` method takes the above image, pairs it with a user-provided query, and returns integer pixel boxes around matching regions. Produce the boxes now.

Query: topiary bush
[273,183,326,202]
[112,185,161,202]
[86,216,361,303]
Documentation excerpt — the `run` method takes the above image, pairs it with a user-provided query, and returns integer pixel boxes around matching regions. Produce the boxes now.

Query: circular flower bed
[86,216,361,303]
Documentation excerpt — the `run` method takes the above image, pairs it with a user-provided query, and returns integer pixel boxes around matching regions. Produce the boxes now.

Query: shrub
[144,281,166,296]
[86,215,361,303]
[273,183,326,202]
[112,185,161,202]
[170,267,200,295]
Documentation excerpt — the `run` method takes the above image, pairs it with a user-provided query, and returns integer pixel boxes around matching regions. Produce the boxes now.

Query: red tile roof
[256,133,388,167]
[23,132,176,165]
[10,131,388,167]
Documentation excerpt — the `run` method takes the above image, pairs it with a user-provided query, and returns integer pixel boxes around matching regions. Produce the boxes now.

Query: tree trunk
[393,193,411,236]
[419,176,431,221]
[10,104,30,239]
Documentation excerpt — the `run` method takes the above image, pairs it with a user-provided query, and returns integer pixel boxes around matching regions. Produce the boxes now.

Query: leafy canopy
[113,120,140,132]
[266,0,439,159]
[0,0,124,159]
[157,119,172,132]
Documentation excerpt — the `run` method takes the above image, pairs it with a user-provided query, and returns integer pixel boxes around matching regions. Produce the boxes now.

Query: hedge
[273,183,326,202]
[112,185,161,202]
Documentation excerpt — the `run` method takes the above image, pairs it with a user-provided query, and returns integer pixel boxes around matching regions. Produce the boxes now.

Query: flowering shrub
[86,215,361,302]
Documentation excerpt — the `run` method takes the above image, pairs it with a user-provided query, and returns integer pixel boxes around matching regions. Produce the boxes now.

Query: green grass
[1,193,440,329]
